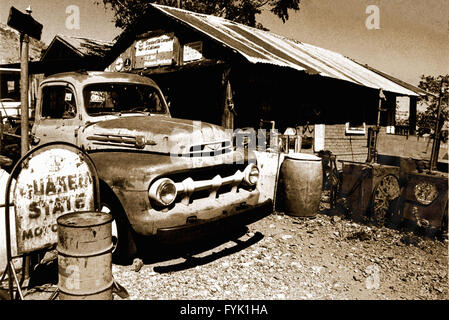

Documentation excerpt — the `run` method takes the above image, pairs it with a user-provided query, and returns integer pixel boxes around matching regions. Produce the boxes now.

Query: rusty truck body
[30,71,267,262]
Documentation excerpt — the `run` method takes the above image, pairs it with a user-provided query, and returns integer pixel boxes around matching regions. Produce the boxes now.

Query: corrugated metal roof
[151,4,422,96]
[41,35,114,60]
[353,61,433,97]
[58,35,114,57]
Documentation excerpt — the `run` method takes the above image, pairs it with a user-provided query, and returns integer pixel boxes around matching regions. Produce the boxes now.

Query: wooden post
[409,96,417,135]
[6,4,43,293]
[221,69,234,130]
[20,32,29,156]
[430,80,444,172]
[369,89,385,163]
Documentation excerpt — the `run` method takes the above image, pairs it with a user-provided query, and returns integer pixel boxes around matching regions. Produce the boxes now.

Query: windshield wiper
[89,111,118,116]
[119,110,149,114]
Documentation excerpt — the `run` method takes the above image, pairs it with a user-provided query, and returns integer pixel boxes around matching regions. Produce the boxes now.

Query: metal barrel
[57,211,114,300]
[278,153,323,217]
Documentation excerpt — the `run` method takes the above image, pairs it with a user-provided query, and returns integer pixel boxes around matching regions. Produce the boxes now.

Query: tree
[98,0,301,30]
[417,74,448,142]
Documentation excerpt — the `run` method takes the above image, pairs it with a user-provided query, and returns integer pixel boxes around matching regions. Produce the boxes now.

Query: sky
[1,0,448,86]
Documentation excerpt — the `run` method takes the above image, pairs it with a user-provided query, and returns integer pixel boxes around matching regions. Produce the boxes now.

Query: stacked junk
[333,86,448,234]
[273,85,448,237]
[249,105,447,236]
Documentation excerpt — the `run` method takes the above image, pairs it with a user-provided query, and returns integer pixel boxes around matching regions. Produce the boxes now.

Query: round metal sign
[13,144,98,254]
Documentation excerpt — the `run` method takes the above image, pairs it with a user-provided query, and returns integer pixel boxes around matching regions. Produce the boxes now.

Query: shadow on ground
[138,225,264,273]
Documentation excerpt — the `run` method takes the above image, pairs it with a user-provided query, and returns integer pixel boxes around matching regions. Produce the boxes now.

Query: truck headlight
[149,178,177,206]
[414,182,438,205]
[243,164,259,186]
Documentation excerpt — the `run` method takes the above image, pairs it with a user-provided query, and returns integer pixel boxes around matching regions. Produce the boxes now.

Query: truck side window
[42,86,76,119]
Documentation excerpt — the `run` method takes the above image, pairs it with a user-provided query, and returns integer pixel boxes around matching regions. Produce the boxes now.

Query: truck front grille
[158,163,256,206]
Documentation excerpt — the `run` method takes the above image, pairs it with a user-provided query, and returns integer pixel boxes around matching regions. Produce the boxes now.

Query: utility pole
[7,5,43,290]
[368,89,386,163]
[8,5,42,156]
[19,8,31,156]
[429,80,445,172]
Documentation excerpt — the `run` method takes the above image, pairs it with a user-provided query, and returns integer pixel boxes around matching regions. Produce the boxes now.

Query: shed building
[103,4,429,163]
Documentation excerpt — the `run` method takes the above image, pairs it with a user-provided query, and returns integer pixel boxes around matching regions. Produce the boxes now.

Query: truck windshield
[83,83,168,116]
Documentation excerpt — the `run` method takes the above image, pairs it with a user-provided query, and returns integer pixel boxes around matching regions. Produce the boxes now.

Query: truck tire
[100,188,137,265]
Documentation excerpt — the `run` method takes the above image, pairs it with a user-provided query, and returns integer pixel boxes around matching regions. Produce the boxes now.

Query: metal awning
[151,4,424,97]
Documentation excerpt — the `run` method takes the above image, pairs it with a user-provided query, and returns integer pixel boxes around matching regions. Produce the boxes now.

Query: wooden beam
[409,96,417,135]
[137,59,226,76]
[221,68,234,130]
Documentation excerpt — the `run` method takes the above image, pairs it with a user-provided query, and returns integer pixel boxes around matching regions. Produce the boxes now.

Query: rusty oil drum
[278,153,323,217]
[57,211,114,300]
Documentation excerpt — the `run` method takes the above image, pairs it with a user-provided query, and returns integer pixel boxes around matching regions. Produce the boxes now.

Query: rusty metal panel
[13,147,95,254]
[341,162,372,219]
[402,171,448,228]
[340,162,400,223]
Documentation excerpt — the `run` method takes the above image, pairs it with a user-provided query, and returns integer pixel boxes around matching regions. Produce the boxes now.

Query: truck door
[33,83,81,146]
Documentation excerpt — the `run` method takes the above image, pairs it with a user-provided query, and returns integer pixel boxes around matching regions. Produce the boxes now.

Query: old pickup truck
[30,71,267,262]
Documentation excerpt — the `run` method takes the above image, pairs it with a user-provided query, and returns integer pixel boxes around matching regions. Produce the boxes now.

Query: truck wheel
[100,190,137,265]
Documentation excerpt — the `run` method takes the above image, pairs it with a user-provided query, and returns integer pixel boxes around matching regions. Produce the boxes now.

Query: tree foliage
[416,74,448,141]
[98,0,300,30]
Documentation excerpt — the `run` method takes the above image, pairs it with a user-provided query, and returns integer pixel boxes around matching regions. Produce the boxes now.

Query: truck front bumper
[154,198,273,244]
[120,187,268,238]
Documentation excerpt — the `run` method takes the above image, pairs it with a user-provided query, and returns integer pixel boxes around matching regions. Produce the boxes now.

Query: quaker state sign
[13,145,96,254]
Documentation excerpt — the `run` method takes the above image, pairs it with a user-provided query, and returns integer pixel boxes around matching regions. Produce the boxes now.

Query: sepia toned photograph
[0,0,447,309]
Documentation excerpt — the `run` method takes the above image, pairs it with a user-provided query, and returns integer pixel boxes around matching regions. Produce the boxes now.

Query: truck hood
[81,116,233,155]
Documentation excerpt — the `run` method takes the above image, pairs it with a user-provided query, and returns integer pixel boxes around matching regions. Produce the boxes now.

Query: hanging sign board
[134,33,179,68]
[13,146,96,254]
[7,6,43,40]
[183,41,203,63]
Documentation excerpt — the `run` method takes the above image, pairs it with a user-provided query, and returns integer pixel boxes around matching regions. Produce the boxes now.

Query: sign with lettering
[13,147,95,254]
[183,41,203,63]
[134,34,179,68]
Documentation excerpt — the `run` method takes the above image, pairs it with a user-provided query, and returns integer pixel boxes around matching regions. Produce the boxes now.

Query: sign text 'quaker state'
[14,148,95,254]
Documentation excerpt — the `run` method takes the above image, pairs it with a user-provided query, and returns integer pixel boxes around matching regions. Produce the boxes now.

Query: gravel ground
[112,196,449,300]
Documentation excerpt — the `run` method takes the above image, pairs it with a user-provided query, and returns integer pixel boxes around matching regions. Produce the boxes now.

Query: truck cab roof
[41,71,159,88]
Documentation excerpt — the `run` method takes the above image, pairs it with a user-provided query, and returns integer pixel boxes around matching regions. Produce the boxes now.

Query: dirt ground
[111,195,449,300]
